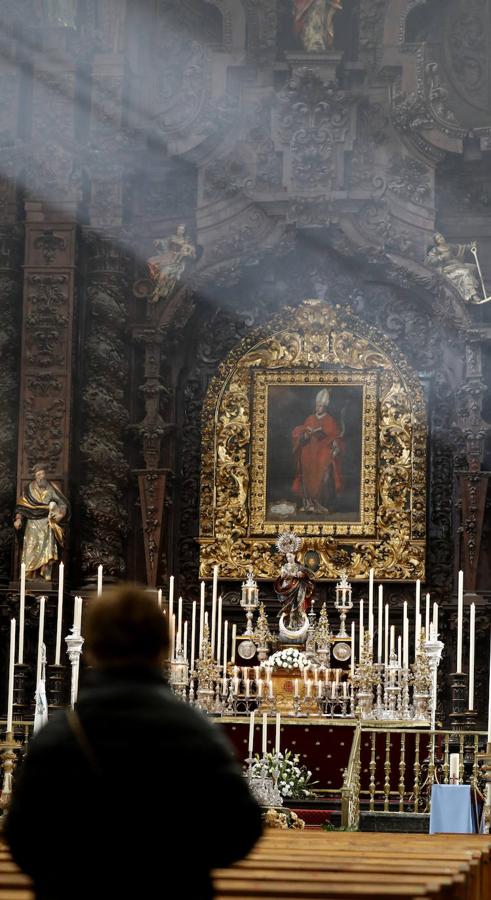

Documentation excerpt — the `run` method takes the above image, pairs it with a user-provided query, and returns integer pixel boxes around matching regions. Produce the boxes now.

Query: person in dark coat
[5,585,262,899]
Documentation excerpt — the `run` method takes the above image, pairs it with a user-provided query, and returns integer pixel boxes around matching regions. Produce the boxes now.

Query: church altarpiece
[199,300,426,582]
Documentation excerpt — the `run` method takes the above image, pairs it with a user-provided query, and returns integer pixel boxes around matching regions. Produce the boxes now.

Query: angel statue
[147,225,196,304]
[274,532,315,644]
[294,0,343,53]
[426,232,482,304]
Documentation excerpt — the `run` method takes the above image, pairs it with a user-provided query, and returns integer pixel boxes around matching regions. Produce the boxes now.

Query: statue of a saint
[426,232,482,304]
[147,225,197,304]
[294,0,343,53]
[13,465,69,581]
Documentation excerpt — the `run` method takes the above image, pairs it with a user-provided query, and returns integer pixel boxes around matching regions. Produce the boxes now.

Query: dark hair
[85,584,169,667]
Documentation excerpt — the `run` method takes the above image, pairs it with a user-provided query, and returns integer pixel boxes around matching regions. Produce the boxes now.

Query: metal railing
[341,726,488,826]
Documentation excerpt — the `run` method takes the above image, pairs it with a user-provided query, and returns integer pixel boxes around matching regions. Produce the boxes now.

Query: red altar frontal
[221,717,356,793]
[219,717,433,800]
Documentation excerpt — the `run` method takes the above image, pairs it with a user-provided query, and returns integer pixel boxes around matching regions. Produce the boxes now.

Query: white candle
[211,566,218,654]
[36,596,46,686]
[257,679,263,697]
[7,618,16,734]
[18,563,26,666]
[216,595,223,667]
[231,624,237,664]
[317,681,323,698]
[190,601,196,673]
[415,613,422,656]
[359,599,364,659]
[457,569,464,673]
[170,614,176,659]
[433,602,439,638]
[262,712,267,756]
[415,580,420,657]
[73,595,83,633]
[275,713,281,755]
[384,604,389,667]
[351,621,355,678]
[157,589,162,608]
[368,571,374,655]
[294,678,299,697]
[397,635,402,668]
[183,620,188,660]
[390,625,395,656]
[306,679,312,698]
[222,620,228,676]
[268,680,273,699]
[425,593,430,640]
[177,596,183,646]
[97,564,103,598]
[55,561,64,666]
[403,601,409,669]
[169,574,175,613]
[199,582,205,656]
[377,585,383,664]
[469,602,475,711]
[248,711,255,756]
[487,630,491,743]
[449,753,459,784]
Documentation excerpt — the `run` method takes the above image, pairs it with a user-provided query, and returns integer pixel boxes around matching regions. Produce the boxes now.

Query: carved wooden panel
[16,221,76,498]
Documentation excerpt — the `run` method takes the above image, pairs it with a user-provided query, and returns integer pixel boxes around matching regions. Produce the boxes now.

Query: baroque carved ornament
[199,300,426,581]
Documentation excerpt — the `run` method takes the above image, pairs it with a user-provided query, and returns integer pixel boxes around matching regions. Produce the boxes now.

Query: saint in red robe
[292,411,344,512]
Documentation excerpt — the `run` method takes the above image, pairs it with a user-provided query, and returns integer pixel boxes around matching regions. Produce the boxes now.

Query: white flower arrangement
[250,750,316,799]
[267,647,309,671]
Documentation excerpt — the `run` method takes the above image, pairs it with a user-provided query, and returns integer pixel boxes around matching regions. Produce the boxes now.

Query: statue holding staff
[13,465,69,581]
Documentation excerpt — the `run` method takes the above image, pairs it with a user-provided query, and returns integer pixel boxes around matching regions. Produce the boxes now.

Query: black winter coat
[5,666,262,900]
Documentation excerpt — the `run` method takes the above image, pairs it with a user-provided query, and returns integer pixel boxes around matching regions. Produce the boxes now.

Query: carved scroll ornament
[199,300,426,581]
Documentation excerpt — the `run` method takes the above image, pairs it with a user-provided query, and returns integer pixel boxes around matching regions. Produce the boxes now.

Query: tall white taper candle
[211,565,218,654]
[216,594,223,668]
[183,620,188,660]
[262,712,267,756]
[457,569,464,673]
[425,593,430,640]
[377,585,383,664]
[275,713,281,755]
[248,711,255,756]
[351,621,355,677]
[415,579,420,657]
[384,604,389,667]
[469,602,475,711]
[7,618,16,734]
[359,599,364,659]
[55,561,64,666]
[97,564,103,598]
[223,620,228,676]
[18,563,26,665]
[199,581,205,656]
[190,600,197,673]
[231,623,237,664]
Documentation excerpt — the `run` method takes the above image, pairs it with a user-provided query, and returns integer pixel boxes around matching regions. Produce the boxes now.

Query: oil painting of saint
[265,383,363,524]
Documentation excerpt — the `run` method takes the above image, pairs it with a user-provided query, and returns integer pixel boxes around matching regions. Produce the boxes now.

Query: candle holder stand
[240,572,259,637]
[334,572,353,638]
[65,628,84,709]
[0,732,21,816]
[449,672,468,731]
[13,663,29,710]
[47,663,67,708]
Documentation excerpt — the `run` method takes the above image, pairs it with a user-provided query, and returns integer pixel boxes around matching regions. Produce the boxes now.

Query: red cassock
[293,0,317,33]
[292,412,344,502]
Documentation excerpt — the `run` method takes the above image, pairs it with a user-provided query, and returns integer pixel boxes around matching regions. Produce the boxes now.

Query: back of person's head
[85,583,169,668]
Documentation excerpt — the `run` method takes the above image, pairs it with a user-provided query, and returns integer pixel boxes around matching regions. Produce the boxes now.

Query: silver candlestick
[334,572,353,638]
[65,627,84,709]
[241,571,259,637]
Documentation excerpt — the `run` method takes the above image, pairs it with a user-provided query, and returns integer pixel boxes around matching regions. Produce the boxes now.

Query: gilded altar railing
[341,726,487,827]
[341,724,361,829]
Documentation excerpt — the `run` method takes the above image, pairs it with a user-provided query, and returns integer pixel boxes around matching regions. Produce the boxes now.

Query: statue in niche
[274,532,314,643]
[147,225,197,304]
[293,0,343,52]
[426,232,482,304]
[13,465,69,581]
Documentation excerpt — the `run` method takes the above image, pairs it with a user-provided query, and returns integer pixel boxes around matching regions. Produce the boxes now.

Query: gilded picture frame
[199,300,426,581]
